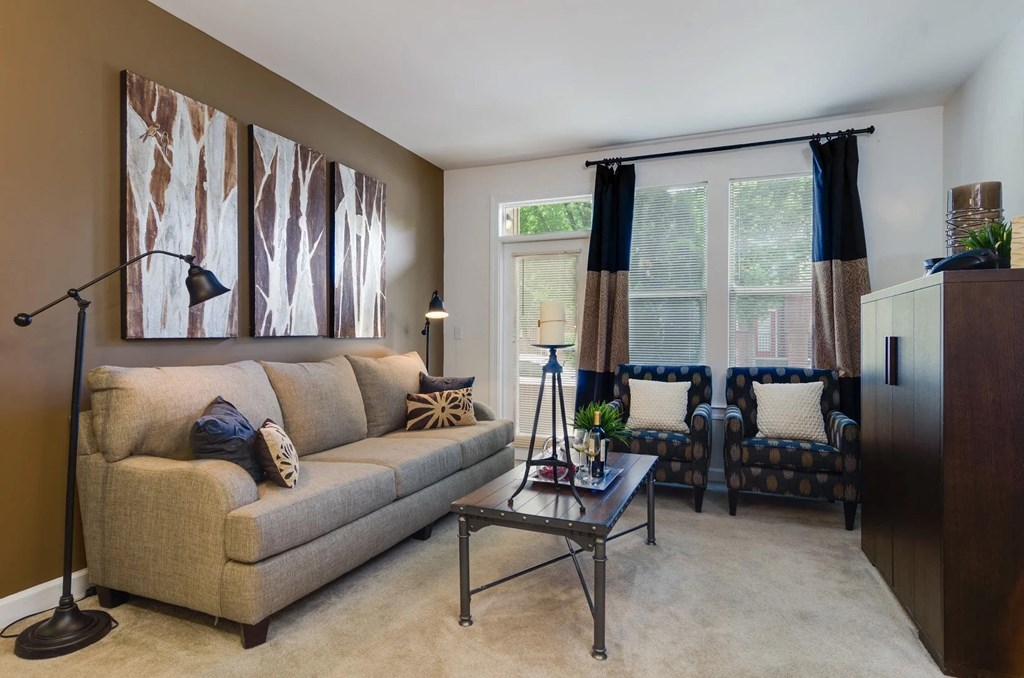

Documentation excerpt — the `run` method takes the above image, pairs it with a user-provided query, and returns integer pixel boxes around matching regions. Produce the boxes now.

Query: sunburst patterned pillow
[254,419,300,488]
[406,388,477,430]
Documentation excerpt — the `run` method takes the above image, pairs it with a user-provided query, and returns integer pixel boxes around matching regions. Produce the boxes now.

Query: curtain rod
[584,125,875,168]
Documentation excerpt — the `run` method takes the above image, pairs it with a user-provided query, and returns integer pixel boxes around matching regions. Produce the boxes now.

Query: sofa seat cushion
[384,419,514,469]
[628,429,693,462]
[741,437,842,473]
[307,437,461,498]
[224,461,396,563]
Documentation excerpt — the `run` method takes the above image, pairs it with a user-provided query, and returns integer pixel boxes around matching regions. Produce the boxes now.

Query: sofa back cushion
[347,352,427,437]
[87,361,283,462]
[260,357,368,455]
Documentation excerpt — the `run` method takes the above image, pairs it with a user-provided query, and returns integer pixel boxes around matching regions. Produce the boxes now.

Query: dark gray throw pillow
[420,372,475,394]
[189,396,264,483]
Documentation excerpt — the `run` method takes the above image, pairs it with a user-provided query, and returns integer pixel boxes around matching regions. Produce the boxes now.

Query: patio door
[501,241,587,445]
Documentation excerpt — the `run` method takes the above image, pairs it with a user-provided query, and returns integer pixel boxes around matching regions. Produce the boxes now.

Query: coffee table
[451,452,657,660]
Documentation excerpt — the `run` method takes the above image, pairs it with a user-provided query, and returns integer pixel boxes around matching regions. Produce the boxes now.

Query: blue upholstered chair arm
[723,404,745,479]
[827,410,861,502]
[608,398,624,414]
[689,402,713,480]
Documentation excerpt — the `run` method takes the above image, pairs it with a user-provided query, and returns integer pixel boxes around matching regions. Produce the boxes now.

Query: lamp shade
[425,290,448,319]
[185,265,231,307]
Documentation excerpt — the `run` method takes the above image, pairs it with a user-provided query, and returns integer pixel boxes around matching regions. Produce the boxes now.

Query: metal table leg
[458,516,472,627]
[591,537,607,660]
[646,469,656,546]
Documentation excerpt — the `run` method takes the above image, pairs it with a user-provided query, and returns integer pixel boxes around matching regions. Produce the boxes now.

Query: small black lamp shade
[425,290,448,319]
[185,265,231,307]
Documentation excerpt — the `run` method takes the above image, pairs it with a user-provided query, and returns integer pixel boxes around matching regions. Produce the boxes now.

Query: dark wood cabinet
[861,270,1024,678]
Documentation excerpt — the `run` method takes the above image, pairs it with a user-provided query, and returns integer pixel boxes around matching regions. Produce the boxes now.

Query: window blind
[513,252,579,439]
[728,175,813,368]
[629,184,708,365]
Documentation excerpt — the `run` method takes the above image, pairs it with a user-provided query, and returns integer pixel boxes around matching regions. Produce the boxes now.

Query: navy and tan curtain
[810,135,870,421]
[576,163,635,409]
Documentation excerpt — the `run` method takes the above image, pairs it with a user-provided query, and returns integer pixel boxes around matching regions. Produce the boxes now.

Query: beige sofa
[76,352,514,648]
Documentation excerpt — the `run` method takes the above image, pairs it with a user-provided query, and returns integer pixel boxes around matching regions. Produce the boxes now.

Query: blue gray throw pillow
[190,396,264,483]
[419,372,475,394]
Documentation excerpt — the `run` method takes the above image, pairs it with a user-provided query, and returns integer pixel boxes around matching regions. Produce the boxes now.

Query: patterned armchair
[724,367,860,530]
[609,364,712,512]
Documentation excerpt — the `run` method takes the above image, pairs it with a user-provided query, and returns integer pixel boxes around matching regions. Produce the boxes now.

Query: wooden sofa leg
[693,487,705,513]
[240,618,270,648]
[96,585,130,609]
[412,523,433,541]
[844,501,857,531]
[728,489,738,516]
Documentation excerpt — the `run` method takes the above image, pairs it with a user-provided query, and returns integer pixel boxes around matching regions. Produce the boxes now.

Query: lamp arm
[14,250,194,325]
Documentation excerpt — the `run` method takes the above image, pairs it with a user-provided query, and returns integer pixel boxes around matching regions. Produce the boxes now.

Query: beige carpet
[0,487,941,678]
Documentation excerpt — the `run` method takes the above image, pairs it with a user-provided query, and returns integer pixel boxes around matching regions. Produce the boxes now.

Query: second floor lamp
[421,290,447,374]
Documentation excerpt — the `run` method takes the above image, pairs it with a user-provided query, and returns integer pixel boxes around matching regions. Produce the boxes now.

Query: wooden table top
[451,452,656,538]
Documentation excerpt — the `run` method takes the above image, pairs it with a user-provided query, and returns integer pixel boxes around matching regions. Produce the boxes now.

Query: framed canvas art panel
[249,125,329,337]
[332,162,386,338]
[121,71,239,339]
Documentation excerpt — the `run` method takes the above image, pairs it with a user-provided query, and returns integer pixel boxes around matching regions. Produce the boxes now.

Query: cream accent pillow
[751,381,827,443]
[626,379,690,433]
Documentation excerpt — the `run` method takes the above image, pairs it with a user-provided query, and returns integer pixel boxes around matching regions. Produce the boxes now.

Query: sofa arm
[723,405,745,483]
[474,401,497,421]
[827,410,861,502]
[77,453,259,618]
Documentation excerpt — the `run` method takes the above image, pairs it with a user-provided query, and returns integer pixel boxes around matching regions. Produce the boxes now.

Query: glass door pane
[513,252,579,441]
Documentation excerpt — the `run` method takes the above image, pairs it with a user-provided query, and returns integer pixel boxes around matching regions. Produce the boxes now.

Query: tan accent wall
[0,0,443,597]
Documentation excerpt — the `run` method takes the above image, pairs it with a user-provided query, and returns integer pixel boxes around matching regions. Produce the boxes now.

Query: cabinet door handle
[884,336,898,386]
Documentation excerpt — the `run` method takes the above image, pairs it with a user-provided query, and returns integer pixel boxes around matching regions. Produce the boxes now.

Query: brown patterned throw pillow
[254,419,300,487]
[406,388,477,430]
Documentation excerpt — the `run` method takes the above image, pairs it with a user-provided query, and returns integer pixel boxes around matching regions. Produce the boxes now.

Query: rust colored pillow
[405,388,477,430]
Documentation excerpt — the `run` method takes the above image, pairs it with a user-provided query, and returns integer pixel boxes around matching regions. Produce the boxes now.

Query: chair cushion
[752,381,827,443]
[307,436,461,497]
[347,352,427,437]
[742,437,842,473]
[260,357,368,456]
[627,429,693,462]
[224,460,396,563]
[384,419,514,468]
[88,361,283,462]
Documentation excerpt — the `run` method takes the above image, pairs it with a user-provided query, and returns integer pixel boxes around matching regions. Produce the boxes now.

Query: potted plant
[573,401,631,445]
[961,220,1013,267]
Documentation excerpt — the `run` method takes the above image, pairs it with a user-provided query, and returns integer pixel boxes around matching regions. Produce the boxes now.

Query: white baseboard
[0,569,90,630]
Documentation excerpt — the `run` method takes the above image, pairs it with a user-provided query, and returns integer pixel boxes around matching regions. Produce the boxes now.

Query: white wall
[943,16,1024,217]
[446,106,944,410]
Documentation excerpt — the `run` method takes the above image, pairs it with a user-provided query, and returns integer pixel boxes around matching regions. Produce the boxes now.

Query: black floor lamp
[11,249,229,660]
[421,290,447,374]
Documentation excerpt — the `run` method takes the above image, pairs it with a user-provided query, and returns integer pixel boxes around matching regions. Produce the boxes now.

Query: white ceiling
[152,0,1024,170]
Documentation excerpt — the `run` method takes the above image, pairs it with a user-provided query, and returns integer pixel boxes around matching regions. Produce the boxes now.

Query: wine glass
[572,428,591,484]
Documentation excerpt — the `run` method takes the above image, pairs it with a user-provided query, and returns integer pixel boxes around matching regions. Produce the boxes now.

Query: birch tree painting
[122,71,238,339]
[333,163,386,338]
[250,126,328,337]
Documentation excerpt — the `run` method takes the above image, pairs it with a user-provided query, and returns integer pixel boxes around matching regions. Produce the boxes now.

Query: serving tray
[529,466,623,492]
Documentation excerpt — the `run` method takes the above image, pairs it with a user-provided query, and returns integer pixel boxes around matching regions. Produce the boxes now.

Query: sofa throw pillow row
[627,379,691,433]
[254,419,300,487]
[751,381,828,443]
[189,397,265,483]
[406,388,478,430]
[419,372,475,394]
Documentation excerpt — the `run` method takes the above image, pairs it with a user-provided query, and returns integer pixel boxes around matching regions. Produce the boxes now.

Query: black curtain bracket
[585,125,875,168]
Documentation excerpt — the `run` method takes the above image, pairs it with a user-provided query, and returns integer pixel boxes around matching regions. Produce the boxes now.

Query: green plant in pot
[573,401,631,445]
[961,220,1013,266]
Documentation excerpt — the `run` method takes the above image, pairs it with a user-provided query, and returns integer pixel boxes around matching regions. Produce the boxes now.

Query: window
[629,184,708,364]
[502,198,592,236]
[728,175,813,368]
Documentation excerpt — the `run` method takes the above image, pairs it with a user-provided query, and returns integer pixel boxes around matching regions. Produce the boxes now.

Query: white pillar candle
[538,301,566,345]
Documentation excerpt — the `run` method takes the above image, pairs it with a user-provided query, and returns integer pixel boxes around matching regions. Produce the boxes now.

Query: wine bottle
[589,410,605,478]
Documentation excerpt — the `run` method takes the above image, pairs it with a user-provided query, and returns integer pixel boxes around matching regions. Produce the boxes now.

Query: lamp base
[14,602,114,659]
